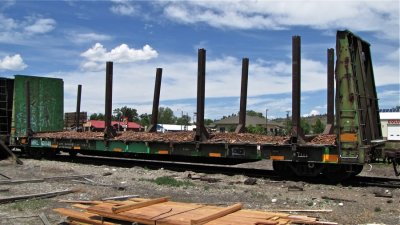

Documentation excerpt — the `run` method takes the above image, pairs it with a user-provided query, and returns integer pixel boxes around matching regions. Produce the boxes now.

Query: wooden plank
[56,198,337,225]
[38,213,51,225]
[253,222,279,225]
[0,139,23,165]
[88,201,203,225]
[112,196,169,213]
[72,204,92,209]
[0,174,93,185]
[101,194,139,201]
[0,178,45,185]
[59,200,103,204]
[189,203,242,225]
[54,208,118,225]
[0,189,79,204]
[200,210,281,225]
[0,172,11,179]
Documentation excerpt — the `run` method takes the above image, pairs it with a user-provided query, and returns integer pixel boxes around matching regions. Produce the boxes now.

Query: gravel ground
[0,157,399,225]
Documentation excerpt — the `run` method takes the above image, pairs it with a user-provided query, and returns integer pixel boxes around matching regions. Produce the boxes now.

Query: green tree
[285,118,311,135]
[204,119,214,126]
[246,124,266,134]
[301,118,311,135]
[113,106,139,122]
[312,118,325,134]
[227,125,236,132]
[176,114,191,126]
[246,110,264,118]
[90,113,105,120]
[139,113,151,127]
[158,107,177,124]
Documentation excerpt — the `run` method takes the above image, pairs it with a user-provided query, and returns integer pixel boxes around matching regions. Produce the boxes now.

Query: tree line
[90,107,326,134]
[89,106,199,127]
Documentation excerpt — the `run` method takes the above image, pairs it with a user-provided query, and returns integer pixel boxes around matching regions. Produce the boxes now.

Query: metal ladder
[0,79,9,135]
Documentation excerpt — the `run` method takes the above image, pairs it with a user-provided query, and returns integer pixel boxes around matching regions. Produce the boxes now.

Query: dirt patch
[0,158,399,225]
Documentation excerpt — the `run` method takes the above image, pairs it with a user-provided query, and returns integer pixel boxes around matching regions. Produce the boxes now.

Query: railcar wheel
[28,148,43,159]
[323,164,351,182]
[272,161,295,178]
[44,148,58,158]
[69,151,78,157]
[289,162,323,177]
[350,165,364,177]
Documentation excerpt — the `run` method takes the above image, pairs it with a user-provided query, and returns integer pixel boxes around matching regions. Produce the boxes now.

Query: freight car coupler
[393,161,400,176]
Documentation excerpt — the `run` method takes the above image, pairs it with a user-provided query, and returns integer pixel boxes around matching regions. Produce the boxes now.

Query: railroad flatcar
[1,30,399,179]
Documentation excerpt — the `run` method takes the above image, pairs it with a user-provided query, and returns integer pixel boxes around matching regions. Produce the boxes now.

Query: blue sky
[0,0,399,120]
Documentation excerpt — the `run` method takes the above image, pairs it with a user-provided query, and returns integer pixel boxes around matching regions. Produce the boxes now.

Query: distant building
[213,115,282,133]
[83,120,142,132]
[380,109,400,141]
[157,124,196,133]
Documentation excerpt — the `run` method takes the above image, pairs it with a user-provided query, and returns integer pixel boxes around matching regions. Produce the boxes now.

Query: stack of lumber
[207,133,289,144]
[35,131,337,145]
[309,134,336,145]
[54,197,337,225]
[34,131,103,140]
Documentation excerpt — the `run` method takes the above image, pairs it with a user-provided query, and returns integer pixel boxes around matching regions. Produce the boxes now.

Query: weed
[374,207,382,212]
[8,199,49,211]
[307,201,314,207]
[149,176,194,187]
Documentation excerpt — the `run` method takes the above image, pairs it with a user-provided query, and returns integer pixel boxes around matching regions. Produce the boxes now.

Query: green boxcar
[11,75,64,142]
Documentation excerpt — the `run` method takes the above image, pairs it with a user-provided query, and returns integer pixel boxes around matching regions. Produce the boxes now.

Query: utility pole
[286,110,290,135]
[265,108,269,134]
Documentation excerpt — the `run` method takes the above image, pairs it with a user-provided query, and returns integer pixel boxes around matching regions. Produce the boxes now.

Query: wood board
[55,198,337,225]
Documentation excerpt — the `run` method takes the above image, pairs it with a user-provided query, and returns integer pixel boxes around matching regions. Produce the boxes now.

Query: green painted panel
[11,75,63,138]
[199,144,227,157]
[126,142,149,153]
[95,141,106,151]
[172,143,198,156]
[148,142,171,154]
[108,142,126,152]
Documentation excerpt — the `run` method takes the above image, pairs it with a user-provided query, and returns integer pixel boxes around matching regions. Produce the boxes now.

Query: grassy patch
[374,207,382,212]
[147,176,194,187]
[8,199,49,211]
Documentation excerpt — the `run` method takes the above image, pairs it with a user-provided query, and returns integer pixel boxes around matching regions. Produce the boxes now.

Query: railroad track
[18,153,400,189]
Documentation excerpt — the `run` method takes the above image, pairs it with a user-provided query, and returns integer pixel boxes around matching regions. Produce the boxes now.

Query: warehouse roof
[380,112,400,120]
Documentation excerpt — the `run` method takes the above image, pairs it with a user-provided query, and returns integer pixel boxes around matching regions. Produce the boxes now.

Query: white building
[380,109,400,141]
[157,124,196,133]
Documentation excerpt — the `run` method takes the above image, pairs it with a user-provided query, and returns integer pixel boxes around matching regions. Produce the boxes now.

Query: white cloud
[0,14,17,30]
[24,18,56,34]
[373,64,400,86]
[80,43,158,71]
[46,45,399,118]
[387,48,399,61]
[303,109,321,117]
[0,14,56,44]
[161,0,399,40]
[110,0,136,16]
[69,32,112,44]
[0,0,16,9]
[0,54,27,71]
